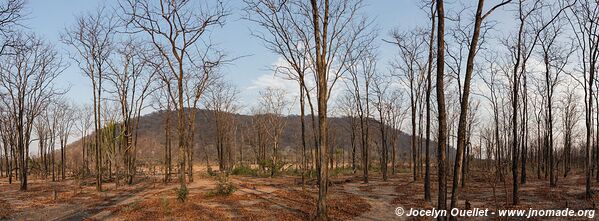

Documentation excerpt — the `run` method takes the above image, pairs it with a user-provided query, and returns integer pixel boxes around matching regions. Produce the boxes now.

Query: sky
[23,0,424,114]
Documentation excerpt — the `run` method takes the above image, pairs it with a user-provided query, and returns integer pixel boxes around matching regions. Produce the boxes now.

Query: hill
[67,109,446,168]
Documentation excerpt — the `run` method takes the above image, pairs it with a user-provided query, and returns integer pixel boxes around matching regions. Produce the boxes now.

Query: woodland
[1,0,599,220]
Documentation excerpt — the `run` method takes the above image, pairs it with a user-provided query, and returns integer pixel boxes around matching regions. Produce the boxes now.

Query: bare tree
[567,0,599,199]
[561,82,580,178]
[423,0,436,202]
[0,33,65,190]
[448,0,512,212]
[502,0,570,204]
[54,98,75,181]
[106,38,157,184]
[205,80,240,172]
[0,0,25,55]
[387,29,427,182]
[243,0,317,183]
[535,16,573,186]
[372,71,390,181]
[245,0,370,218]
[435,0,448,218]
[121,0,229,192]
[256,87,289,177]
[74,104,94,178]
[344,43,376,183]
[62,8,117,191]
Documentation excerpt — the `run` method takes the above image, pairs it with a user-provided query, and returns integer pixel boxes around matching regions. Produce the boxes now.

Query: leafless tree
[502,0,570,204]
[245,0,371,218]
[62,8,117,191]
[53,98,75,181]
[344,44,376,183]
[205,80,240,172]
[121,0,229,191]
[560,82,580,178]
[0,33,65,191]
[74,104,94,178]
[447,0,512,212]
[535,16,573,186]
[256,87,289,177]
[243,0,318,183]
[106,38,157,184]
[567,0,599,199]
[435,0,448,218]
[387,29,427,182]
[0,0,25,55]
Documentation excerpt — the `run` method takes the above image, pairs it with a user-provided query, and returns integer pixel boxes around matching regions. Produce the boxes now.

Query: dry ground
[1,166,598,221]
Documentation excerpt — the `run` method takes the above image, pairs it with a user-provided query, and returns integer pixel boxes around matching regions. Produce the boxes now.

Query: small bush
[208,174,236,196]
[231,165,258,176]
[160,195,171,215]
[331,167,354,176]
[207,167,217,176]
[175,186,189,202]
[258,159,287,176]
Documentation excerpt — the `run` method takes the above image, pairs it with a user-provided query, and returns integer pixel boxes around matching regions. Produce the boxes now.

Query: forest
[1,0,599,220]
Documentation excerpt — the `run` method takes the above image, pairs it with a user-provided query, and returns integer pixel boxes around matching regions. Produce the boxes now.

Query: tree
[245,0,370,218]
[536,17,573,186]
[503,0,570,204]
[122,0,229,191]
[256,87,288,177]
[344,42,376,183]
[74,104,94,178]
[560,82,579,178]
[244,0,317,183]
[0,33,65,190]
[205,80,240,172]
[567,0,599,199]
[0,0,25,55]
[387,29,427,182]
[423,0,435,202]
[53,98,75,181]
[435,0,448,219]
[62,8,117,191]
[106,38,157,184]
[449,0,511,212]
[372,71,390,181]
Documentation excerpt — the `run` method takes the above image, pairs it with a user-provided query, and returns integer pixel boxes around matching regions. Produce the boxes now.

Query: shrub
[160,195,171,215]
[331,167,354,176]
[175,186,189,202]
[207,167,217,177]
[208,174,236,196]
[231,165,258,176]
[258,159,287,176]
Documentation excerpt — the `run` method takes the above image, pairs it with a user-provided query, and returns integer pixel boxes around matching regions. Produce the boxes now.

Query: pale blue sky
[22,0,425,113]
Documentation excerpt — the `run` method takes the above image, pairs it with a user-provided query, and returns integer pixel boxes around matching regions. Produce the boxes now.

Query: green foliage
[258,159,286,176]
[208,174,236,196]
[331,166,354,176]
[231,165,258,176]
[207,167,217,177]
[175,186,189,202]
[282,167,318,178]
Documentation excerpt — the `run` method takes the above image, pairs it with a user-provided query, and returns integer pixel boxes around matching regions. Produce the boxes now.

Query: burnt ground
[1,167,598,221]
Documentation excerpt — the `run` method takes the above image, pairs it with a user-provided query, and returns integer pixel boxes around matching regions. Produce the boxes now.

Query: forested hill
[67,109,446,167]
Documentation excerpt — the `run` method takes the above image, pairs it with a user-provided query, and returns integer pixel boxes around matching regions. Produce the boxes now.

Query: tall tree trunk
[586,62,595,199]
[436,0,448,219]
[450,0,489,212]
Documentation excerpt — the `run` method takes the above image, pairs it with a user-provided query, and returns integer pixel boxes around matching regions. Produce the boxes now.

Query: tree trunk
[436,0,448,219]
